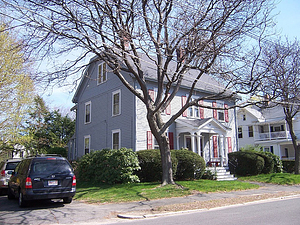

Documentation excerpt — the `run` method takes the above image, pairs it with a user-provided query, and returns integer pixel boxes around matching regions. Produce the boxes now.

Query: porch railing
[255,131,289,141]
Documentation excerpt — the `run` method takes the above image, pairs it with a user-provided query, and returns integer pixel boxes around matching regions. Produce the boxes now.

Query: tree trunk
[285,116,300,174]
[159,134,175,185]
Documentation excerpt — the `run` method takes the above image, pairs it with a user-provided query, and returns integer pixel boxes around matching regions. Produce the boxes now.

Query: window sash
[112,131,120,149]
[84,136,90,154]
[98,63,107,84]
[85,102,91,123]
[112,90,121,116]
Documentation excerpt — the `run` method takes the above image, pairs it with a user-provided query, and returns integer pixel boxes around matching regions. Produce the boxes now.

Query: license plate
[48,180,58,186]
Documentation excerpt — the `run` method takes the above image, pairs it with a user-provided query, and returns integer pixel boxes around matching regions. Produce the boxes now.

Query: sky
[42,0,300,112]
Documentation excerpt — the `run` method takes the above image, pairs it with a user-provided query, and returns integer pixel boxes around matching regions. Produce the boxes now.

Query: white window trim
[97,62,107,85]
[84,101,91,124]
[84,135,91,154]
[112,89,121,116]
[112,129,121,149]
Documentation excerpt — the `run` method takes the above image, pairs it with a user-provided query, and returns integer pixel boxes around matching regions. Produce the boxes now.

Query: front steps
[206,167,237,181]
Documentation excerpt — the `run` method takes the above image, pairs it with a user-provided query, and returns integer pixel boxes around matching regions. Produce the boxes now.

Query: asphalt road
[0,194,113,224]
[107,196,300,225]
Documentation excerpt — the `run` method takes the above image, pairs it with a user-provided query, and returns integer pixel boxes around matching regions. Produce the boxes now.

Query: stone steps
[207,167,237,181]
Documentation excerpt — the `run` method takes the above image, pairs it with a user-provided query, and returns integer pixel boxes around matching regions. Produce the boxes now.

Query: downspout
[234,107,239,152]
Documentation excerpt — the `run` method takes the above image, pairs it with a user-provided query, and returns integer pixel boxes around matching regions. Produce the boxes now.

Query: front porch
[176,118,233,167]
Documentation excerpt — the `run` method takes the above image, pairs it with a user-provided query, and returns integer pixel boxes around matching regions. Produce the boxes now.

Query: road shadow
[0,195,66,212]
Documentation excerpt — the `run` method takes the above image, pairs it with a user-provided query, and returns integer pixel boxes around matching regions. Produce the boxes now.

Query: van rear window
[31,160,72,175]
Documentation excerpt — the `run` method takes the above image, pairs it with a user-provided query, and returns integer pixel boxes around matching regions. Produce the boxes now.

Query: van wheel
[63,197,72,204]
[18,191,27,207]
[7,187,14,200]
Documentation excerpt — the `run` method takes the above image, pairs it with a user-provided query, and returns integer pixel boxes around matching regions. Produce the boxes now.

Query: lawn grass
[238,173,300,185]
[75,180,259,203]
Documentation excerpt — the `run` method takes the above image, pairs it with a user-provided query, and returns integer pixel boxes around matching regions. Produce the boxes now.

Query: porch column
[209,135,213,162]
[197,133,201,156]
[220,135,224,167]
[176,134,180,150]
[224,136,228,166]
[191,133,196,153]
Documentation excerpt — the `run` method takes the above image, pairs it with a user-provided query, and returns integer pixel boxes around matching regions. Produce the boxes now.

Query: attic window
[243,114,246,121]
[97,63,107,85]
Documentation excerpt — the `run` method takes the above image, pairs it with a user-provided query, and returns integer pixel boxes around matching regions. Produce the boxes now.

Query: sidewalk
[108,183,300,219]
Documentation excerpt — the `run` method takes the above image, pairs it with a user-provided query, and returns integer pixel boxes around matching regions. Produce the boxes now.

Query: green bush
[76,148,140,184]
[282,160,295,173]
[228,151,265,176]
[47,147,67,157]
[258,151,282,173]
[254,152,274,174]
[135,149,178,182]
[171,149,206,180]
[238,145,283,174]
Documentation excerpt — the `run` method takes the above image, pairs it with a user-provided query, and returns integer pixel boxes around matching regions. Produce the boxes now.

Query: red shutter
[168,132,174,149]
[166,93,171,115]
[182,96,187,117]
[225,104,229,122]
[213,136,218,157]
[212,102,217,119]
[148,89,155,101]
[147,131,153,149]
[227,137,232,153]
[199,100,204,119]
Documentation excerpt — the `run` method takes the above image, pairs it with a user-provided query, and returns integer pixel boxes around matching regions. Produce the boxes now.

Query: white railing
[255,131,289,141]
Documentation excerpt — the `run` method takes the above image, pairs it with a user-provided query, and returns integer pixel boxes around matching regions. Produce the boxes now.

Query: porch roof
[176,117,231,134]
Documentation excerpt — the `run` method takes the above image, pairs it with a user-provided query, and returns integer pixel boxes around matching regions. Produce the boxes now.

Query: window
[248,126,253,137]
[285,148,289,158]
[97,63,107,84]
[213,101,226,121]
[238,127,243,138]
[112,90,121,116]
[271,125,285,132]
[85,101,91,124]
[84,135,90,154]
[218,111,224,121]
[112,129,120,149]
[243,114,246,121]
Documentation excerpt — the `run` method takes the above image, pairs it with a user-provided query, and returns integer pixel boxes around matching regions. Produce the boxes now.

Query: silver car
[0,158,21,194]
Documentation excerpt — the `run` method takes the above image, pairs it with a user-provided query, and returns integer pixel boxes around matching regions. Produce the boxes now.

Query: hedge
[228,151,265,176]
[135,149,178,182]
[135,149,205,182]
[76,148,140,184]
[228,150,282,176]
[171,149,206,180]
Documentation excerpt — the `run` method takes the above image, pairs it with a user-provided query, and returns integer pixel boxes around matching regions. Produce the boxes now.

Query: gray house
[69,55,238,167]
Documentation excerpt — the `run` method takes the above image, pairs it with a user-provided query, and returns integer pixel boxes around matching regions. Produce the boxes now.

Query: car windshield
[6,162,20,170]
[31,160,72,175]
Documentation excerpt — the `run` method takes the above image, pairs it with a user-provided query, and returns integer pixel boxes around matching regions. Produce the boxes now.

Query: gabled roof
[72,53,236,104]
[239,105,287,124]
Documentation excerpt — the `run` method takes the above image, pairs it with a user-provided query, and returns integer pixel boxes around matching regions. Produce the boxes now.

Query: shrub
[282,160,295,173]
[254,152,274,174]
[258,151,282,173]
[135,149,178,182]
[228,151,265,176]
[238,145,283,174]
[171,149,206,180]
[76,148,140,184]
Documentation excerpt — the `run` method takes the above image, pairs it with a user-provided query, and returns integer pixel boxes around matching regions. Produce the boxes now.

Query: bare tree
[260,38,300,174]
[0,0,275,184]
